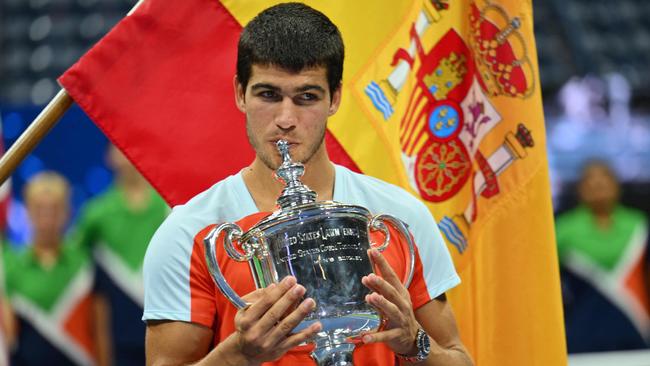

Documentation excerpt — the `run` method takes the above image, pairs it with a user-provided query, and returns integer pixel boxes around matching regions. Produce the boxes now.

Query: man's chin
[258,144,313,170]
[259,154,285,171]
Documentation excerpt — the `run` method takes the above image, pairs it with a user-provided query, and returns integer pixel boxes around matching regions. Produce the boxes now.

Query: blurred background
[0,0,648,365]
[1,0,649,246]
[0,0,136,243]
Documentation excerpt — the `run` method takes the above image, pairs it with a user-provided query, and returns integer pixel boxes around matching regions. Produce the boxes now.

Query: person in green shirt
[556,160,650,352]
[73,145,168,366]
[3,171,100,366]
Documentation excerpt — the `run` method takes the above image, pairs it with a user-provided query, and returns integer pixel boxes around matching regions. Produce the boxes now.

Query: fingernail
[369,293,382,303]
[267,283,276,289]
[366,274,375,285]
[301,298,315,310]
[282,276,296,287]
[362,335,372,343]
[292,285,305,296]
[311,322,322,332]
[371,249,380,258]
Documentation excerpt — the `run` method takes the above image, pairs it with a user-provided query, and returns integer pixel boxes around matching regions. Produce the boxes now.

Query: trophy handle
[204,222,252,310]
[368,214,416,288]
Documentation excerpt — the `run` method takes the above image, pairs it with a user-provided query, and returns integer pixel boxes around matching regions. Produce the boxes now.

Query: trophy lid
[274,140,317,210]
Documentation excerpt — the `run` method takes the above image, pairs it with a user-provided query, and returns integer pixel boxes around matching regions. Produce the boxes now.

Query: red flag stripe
[59,0,360,206]
[60,0,249,206]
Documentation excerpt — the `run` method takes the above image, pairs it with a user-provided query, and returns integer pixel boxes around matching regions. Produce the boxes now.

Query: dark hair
[579,159,618,183]
[236,3,344,96]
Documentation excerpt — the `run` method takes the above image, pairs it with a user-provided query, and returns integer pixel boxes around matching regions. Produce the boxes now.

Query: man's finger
[362,274,408,311]
[361,328,402,345]
[254,282,307,333]
[365,292,404,324]
[276,320,322,351]
[268,297,318,341]
[239,277,296,325]
[368,249,406,293]
[240,286,271,304]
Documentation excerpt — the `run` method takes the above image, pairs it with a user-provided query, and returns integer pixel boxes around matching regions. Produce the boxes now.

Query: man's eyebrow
[250,83,326,94]
[295,84,325,94]
[251,83,280,91]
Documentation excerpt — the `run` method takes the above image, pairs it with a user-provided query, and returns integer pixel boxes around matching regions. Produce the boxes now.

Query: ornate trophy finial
[275,140,317,209]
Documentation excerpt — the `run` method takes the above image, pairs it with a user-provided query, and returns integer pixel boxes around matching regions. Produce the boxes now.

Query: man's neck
[242,148,335,212]
[33,238,61,268]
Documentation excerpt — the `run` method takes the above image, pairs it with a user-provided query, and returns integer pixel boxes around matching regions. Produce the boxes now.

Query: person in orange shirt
[143,3,473,366]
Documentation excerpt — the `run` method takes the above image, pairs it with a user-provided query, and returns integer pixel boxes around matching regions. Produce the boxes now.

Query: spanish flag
[59,0,567,364]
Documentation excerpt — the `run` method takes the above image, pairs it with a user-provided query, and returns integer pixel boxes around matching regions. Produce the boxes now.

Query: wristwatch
[396,328,431,363]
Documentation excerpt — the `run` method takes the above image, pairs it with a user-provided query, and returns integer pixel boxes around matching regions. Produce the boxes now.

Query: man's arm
[361,249,473,366]
[145,276,321,366]
[146,321,214,366]
[92,294,112,366]
[1,298,17,349]
[412,296,473,365]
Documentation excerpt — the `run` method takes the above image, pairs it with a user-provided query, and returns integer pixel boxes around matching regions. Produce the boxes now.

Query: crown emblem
[423,52,468,100]
[469,2,535,98]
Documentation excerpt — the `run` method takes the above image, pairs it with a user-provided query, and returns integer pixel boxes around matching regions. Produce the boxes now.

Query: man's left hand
[360,248,421,356]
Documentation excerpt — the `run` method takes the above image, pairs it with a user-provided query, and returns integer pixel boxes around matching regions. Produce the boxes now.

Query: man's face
[26,190,68,239]
[578,164,620,211]
[235,64,341,169]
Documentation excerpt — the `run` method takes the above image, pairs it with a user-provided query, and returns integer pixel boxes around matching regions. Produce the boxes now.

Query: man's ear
[233,75,246,113]
[328,85,342,116]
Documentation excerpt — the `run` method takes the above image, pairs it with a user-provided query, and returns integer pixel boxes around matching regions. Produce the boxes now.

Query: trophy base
[298,309,380,366]
[311,342,355,366]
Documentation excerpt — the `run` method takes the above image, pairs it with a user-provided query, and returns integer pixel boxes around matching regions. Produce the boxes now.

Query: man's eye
[297,93,319,102]
[259,91,280,100]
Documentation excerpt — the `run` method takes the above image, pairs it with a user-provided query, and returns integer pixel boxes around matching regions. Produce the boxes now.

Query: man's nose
[274,98,298,130]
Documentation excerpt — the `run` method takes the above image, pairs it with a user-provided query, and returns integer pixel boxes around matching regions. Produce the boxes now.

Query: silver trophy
[204,140,415,366]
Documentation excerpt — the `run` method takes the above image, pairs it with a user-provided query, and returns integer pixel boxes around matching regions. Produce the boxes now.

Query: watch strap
[396,328,430,363]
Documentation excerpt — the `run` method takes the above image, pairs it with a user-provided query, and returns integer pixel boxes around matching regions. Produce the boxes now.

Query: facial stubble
[246,121,327,170]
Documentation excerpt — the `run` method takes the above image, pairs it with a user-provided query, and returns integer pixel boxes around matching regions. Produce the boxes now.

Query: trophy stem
[310,342,355,366]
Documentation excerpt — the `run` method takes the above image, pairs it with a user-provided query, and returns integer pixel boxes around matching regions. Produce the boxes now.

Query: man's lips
[270,139,298,146]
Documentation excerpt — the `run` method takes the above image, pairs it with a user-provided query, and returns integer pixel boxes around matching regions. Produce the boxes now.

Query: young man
[143,3,473,365]
[73,145,169,365]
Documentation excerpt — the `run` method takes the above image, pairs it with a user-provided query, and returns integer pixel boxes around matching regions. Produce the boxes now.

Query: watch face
[398,328,431,362]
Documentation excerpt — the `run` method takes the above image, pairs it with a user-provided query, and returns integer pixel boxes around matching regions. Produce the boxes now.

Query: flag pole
[0,0,146,185]
[0,89,73,184]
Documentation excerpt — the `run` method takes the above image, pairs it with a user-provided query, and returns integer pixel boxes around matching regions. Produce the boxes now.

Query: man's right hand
[227,276,320,364]
[146,276,320,366]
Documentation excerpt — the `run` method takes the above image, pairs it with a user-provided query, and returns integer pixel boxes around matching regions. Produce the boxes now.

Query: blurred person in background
[2,171,100,365]
[73,145,168,366]
[556,160,650,353]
